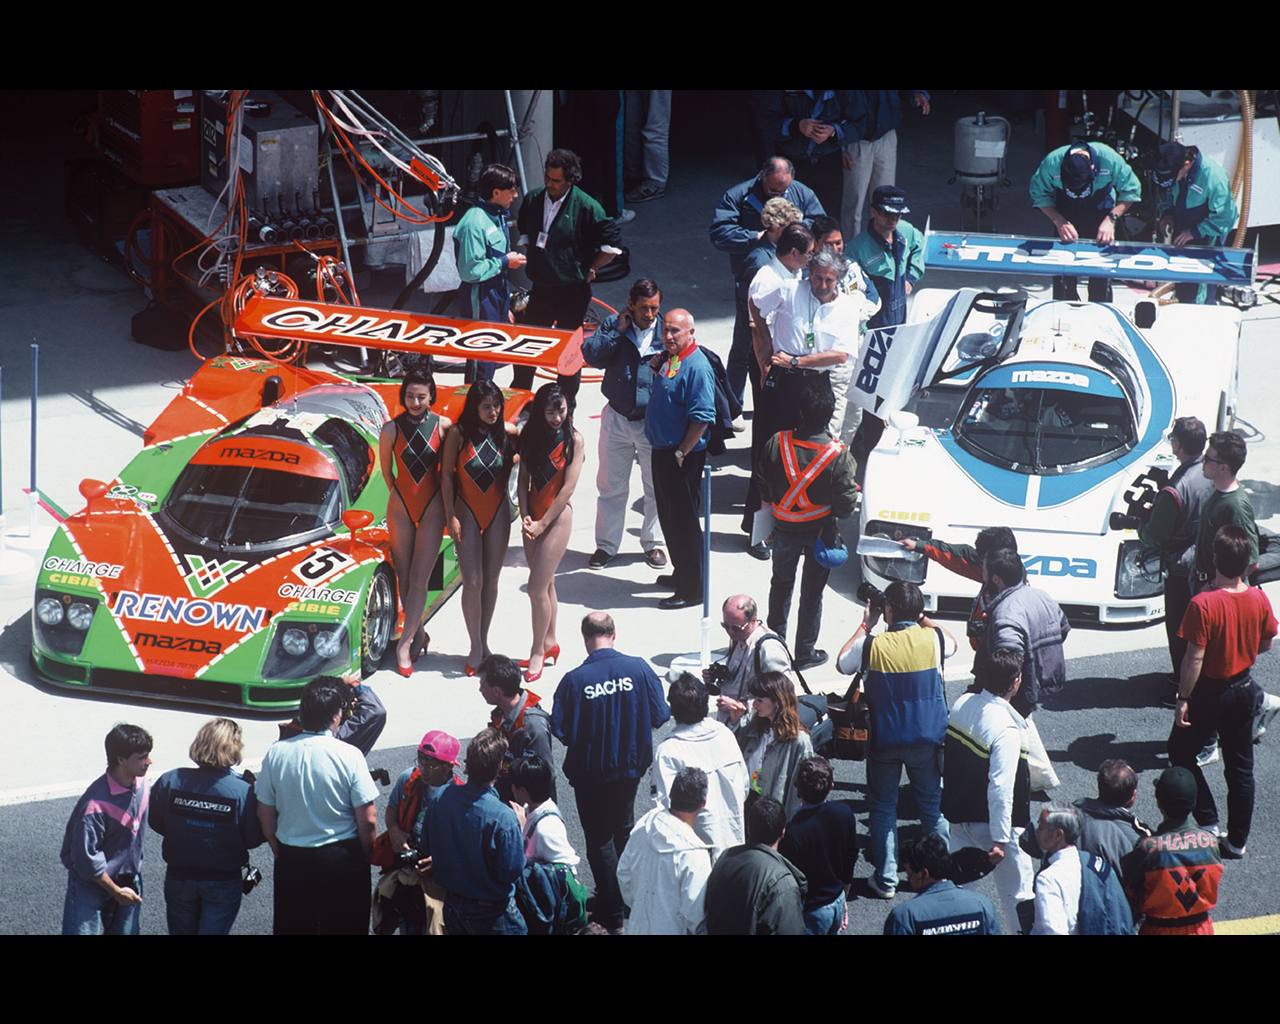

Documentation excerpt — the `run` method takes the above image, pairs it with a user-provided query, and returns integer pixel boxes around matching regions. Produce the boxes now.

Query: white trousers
[949,821,1035,936]
[595,403,664,556]
[841,131,898,241]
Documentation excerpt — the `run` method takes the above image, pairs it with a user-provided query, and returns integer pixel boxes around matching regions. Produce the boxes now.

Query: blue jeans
[443,893,527,935]
[804,891,845,935]
[866,743,948,892]
[62,872,142,935]
[767,526,829,661]
[164,872,244,935]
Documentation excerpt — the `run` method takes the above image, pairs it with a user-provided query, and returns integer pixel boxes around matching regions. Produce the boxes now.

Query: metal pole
[29,344,37,496]
[503,90,528,196]
[701,463,712,668]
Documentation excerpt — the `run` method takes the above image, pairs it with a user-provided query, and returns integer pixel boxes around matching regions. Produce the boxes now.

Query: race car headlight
[67,602,95,631]
[862,520,931,585]
[263,621,350,680]
[32,589,100,657]
[282,628,310,656]
[1115,540,1163,599]
[312,629,342,659]
[37,598,64,626]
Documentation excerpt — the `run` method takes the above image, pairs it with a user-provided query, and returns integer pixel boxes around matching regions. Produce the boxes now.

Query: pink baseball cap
[418,730,461,765]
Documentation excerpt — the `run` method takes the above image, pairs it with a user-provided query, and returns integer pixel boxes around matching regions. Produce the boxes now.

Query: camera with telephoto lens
[857,581,886,614]
[242,865,262,895]
[703,662,729,696]
[393,844,424,870]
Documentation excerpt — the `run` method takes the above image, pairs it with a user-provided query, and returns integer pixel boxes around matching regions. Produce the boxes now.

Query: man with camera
[256,676,379,935]
[837,581,956,899]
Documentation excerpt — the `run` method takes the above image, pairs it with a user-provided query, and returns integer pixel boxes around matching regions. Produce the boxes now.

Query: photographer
[709,593,796,727]
[150,719,266,935]
[1130,417,1212,687]
[372,731,463,935]
[837,581,957,899]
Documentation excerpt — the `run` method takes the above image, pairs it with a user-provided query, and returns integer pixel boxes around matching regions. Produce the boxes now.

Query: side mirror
[79,478,111,520]
[261,375,284,407]
[343,509,375,554]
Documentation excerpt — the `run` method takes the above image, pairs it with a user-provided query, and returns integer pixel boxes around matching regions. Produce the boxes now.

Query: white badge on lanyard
[536,231,549,249]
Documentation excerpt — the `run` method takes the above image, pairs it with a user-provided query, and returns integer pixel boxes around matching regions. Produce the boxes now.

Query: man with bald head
[552,611,671,933]
[645,309,719,610]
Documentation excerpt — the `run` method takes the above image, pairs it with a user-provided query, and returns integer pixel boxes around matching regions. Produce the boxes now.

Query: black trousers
[274,837,370,935]
[575,777,640,931]
[651,446,706,601]
[515,280,592,401]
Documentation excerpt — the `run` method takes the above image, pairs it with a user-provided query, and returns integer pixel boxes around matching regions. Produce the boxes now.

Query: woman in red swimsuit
[442,378,516,674]
[517,383,585,682]
[379,371,450,676]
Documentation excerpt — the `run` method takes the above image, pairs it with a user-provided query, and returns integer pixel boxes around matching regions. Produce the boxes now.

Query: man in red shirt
[1170,525,1277,860]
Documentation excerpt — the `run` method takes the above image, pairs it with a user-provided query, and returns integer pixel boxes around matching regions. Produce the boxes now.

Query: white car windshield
[955,367,1135,473]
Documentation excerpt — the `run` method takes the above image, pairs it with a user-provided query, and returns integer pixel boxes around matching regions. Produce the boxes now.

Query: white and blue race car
[852,231,1254,626]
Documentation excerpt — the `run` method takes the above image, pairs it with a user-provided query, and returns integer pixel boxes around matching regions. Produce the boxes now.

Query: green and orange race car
[31,296,581,709]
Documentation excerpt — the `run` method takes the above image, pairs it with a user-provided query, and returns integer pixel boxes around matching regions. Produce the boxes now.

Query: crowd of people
[58,94,1276,936]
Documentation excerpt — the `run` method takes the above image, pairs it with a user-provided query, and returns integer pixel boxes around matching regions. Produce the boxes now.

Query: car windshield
[955,373,1135,473]
[166,462,342,546]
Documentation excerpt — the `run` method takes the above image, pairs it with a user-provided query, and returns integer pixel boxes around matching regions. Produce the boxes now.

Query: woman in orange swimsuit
[379,370,450,676]
[517,383,584,682]
[442,378,516,674]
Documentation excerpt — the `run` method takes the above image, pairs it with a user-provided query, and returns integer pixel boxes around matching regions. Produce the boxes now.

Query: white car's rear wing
[923,229,1254,287]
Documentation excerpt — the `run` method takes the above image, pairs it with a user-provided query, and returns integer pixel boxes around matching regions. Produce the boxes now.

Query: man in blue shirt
[645,309,717,610]
[428,727,527,934]
[553,611,671,934]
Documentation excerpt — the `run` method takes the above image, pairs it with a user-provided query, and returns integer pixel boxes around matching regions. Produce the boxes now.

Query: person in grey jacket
[580,277,667,571]
[975,547,1070,792]
[734,672,815,820]
[1021,759,1151,877]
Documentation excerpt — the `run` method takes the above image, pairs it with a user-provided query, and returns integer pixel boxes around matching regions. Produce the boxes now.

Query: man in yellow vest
[756,378,859,671]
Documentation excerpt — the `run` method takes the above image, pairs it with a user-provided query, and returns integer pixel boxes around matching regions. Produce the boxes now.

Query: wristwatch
[1108,211,1119,223]
[790,355,799,368]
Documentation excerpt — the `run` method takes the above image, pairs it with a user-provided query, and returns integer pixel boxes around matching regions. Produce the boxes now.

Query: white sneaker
[731,415,747,433]
[1253,692,1280,742]
[866,875,897,900]
[1197,743,1220,768]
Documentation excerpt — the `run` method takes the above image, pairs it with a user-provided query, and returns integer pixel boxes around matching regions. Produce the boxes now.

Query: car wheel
[360,565,396,676]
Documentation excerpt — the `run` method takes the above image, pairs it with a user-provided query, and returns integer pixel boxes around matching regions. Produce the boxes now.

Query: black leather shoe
[793,650,828,671]
[588,548,612,570]
[748,541,770,560]
[659,595,698,610]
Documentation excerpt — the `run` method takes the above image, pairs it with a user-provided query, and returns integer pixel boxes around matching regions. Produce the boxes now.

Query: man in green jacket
[1030,141,1141,302]
[515,148,621,399]
[1152,141,1239,304]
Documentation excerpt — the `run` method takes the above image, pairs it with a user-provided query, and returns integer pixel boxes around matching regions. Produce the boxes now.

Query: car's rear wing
[923,228,1255,287]
[233,295,584,374]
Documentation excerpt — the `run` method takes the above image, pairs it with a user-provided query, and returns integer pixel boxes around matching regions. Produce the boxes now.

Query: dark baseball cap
[871,185,910,215]
[1151,142,1190,189]
[1060,148,1095,199]
[1154,766,1197,811]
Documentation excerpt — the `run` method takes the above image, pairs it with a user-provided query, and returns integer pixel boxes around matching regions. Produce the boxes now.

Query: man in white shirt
[753,246,877,443]
[1031,803,1083,935]
[257,676,379,935]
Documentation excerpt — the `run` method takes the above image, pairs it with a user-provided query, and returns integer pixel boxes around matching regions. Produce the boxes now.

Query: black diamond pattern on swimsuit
[529,431,566,492]
[400,419,438,484]
[467,433,504,493]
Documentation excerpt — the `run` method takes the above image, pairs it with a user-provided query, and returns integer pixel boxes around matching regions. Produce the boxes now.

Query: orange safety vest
[772,432,846,523]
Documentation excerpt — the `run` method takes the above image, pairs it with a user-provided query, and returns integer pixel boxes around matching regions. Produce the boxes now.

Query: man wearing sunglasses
[709,594,795,726]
